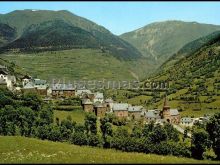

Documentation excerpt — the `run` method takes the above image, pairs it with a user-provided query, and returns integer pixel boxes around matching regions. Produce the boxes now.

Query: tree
[84,112,97,135]
[70,132,87,146]
[17,106,36,136]
[164,123,179,141]
[131,125,142,138]
[87,133,101,147]
[148,124,167,144]
[48,124,62,142]
[206,112,220,160]
[100,116,113,148]
[191,129,211,160]
[38,106,53,126]
[142,121,154,137]
[22,92,43,111]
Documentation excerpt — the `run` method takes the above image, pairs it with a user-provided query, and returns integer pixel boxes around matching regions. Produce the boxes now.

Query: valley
[0,7,220,164]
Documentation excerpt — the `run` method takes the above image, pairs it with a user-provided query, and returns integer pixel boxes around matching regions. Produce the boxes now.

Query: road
[173,124,192,138]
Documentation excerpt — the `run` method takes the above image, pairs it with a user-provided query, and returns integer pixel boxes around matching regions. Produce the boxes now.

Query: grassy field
[1,49,152,82]
[53,110,85,124]
[0,136,219,164]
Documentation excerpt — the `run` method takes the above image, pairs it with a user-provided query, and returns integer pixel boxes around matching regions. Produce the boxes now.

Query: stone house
[145,109,161,123]
[105,98,114,112]
[128,105,145,120]
[94,102,107,118]
[76,89,92,98]
[0,78,7,88]
[52,83,75,98]
[112,103,130,118]
[82,99,94,113]
[0,67,16,90]
[21,75,32,87]
[180,117,193,126]
[93,92,104,103]
[21,82,37,94]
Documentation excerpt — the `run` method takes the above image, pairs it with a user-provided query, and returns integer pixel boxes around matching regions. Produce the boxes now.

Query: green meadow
[0,136,219,164]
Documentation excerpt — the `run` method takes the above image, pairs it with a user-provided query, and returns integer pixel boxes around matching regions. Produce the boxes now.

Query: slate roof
[170,109,179,116]
[23,82,35,89]
[145,110,161,119]
[146,111,157,118]
[128,106,143,112]
[105,98,114,103]
[76,89,92,96]
[82,99,93,105]
[0,70,8,75]
[112,103,129,111]
[52,83,75,91]
[34,79,47,85]
[94,102,106,108]
[37,84,48,90]
[94,92,104,99]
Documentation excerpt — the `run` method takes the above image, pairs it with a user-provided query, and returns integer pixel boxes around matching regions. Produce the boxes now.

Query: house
[112,103,130,118]
[93,92,104,103]
[94,102,107,118]
[75,89,92,98]
[21,82,37,94]
[145,109,161,123]
[105,98,114,112]
[21,79,48,96]
[0,66,16,90]
[52,83,75,98]
[36,84,48,96]
[0,78,7,88]
[82,99,94,113]
[160,96,180,124]
[128,105,145,120]
[21,75,32,87]
[181,117,193,126]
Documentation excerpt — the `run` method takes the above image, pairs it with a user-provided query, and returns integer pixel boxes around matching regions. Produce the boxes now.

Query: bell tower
[161,95,171,122]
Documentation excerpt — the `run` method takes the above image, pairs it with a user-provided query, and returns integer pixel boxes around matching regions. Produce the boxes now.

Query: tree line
[0,87,219,160]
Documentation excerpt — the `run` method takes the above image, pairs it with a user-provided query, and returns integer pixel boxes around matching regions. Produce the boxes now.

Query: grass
[0,136,219,164]
[53,109,85,124]
[1,49,152,82]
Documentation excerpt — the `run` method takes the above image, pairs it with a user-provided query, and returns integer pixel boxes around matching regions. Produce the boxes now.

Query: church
[160,96,180,124]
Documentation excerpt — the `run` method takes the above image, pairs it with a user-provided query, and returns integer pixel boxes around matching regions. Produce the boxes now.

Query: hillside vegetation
[0,136,219,164]
[0,23,16,47]
[144,30,220,116]
[1,49,153,81]
[120,20,220,66]
[0,10,142,60]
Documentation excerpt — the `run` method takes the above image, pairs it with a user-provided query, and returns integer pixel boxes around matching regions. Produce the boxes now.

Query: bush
[87,133,102,147]
[70,132,88,146]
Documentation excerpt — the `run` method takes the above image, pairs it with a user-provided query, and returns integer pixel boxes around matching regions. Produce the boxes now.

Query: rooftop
[112,103,130,111]
[82,99,93,105]
[170,109,179,116]
[128,106,143,112]
[34,79,47,85]
[52,83,75,91]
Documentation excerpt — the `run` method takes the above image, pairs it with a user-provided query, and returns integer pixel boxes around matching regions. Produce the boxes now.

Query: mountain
[2,20,100,50]
[0,10,142,60]
[150,30,220,83]
[142,31,220,116]
[0,23,16,47]
[120,20,220,65]
[158,30,220,73]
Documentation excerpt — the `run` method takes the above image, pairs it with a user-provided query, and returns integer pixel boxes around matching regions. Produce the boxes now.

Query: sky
[0,2,220,35]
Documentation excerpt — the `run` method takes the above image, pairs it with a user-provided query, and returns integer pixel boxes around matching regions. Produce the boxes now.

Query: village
[0,65,210,129]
